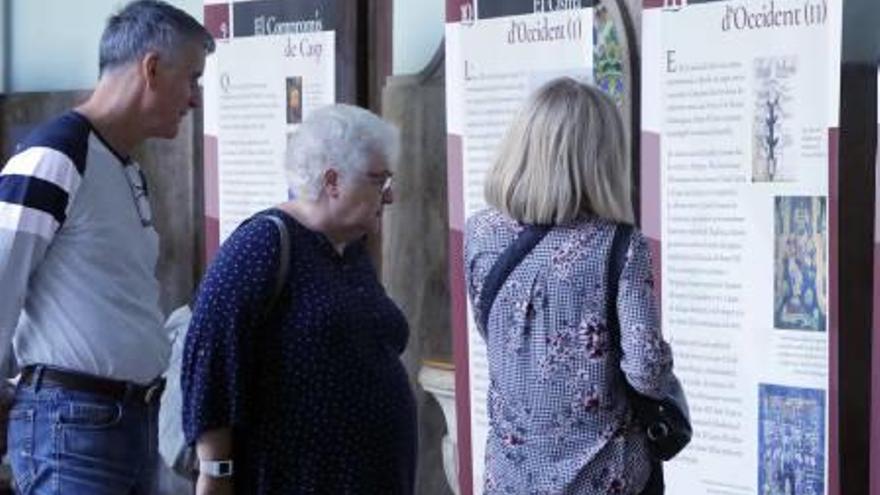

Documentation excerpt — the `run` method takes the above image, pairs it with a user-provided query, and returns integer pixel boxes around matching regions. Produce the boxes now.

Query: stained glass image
[758,384,825,495]
[774,196,827,331]
[593,5,625,106]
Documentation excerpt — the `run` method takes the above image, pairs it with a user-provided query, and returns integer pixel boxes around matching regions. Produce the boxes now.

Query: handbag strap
[477,224,551,333]
[180,212,291,476]
[606,224,634,345]
[259,212,291,312]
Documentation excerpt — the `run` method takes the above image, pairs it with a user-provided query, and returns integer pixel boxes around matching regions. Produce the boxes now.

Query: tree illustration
[762,94,781,181]
[754,57,796,182]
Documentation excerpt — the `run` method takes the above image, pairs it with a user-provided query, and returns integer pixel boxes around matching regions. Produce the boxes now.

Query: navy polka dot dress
[182,209,417,494]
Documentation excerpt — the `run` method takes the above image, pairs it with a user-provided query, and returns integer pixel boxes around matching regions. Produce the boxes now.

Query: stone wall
[381,49,454,495]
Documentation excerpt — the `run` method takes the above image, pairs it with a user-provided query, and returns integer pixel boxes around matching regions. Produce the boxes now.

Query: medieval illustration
[774,196,827,331]
[286,76,303,124]
[753,57,796,182]
[593,4,625,107]
[758,384,825,495]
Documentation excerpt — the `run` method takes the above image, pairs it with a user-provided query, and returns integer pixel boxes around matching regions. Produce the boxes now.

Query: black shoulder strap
[260,213,291,312]
[606,224,634,342]
[477,225,550,334]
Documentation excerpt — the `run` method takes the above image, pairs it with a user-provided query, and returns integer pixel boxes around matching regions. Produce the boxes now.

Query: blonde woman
[464,78,678,494]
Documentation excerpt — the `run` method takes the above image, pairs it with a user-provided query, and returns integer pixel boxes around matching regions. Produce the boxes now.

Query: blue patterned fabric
[465,209,676,494]
[182,209,417,494]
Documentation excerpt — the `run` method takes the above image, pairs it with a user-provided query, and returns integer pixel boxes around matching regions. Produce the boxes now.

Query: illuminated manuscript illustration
[758,384,825,495]
[753,57,796,182]
[774,196,827,331]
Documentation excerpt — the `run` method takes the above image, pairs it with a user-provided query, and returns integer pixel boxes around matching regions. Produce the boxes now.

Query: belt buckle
[143,382,162,404]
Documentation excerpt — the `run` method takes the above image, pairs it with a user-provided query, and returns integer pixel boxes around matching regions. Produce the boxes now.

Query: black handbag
[607,225,691,461]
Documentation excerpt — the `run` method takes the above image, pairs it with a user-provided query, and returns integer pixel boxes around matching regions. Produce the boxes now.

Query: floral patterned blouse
[464,209,675,494]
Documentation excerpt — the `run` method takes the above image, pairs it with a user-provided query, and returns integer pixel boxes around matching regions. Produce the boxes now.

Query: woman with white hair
[182,104,416,494]
[464,78,679,494]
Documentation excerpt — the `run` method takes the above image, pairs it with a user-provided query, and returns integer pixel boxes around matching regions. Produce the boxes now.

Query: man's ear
[141,52,161,90]
[322,168,340,198]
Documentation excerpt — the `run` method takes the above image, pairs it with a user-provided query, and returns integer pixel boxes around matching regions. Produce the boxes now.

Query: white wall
[10,1,876,91]
[0,1,7,93]
[393,0,444,75]
[7,0,445,91]
[7,0,201,93]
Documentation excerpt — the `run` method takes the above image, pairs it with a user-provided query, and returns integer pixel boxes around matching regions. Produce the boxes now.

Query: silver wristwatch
[199,459,234,478]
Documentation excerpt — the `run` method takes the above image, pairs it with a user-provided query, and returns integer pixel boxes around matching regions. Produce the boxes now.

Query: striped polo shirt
[0,111,169,384]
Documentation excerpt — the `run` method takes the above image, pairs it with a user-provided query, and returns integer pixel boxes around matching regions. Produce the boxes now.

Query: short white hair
[285,104,400,200]
[485,77,633,225]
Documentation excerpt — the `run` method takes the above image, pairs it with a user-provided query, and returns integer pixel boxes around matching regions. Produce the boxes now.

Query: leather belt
[20,366,165,404]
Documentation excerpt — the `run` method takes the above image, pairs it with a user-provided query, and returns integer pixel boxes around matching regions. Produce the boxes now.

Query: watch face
[201,460,234,477]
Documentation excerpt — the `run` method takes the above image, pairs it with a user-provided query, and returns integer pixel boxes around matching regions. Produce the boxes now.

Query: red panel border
[204,3,231,40]
[872,240,880,494]
[828,127,840,495]
[447,134,473,494]
[446,0,468,22]
[640,131,663,301]
[203,134,220,264]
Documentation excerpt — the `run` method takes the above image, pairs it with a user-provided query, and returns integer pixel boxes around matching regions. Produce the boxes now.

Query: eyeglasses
[365,171,394,195]
[123,165,153,227]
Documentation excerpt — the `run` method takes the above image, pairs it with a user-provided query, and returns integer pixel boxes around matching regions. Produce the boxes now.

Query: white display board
[446,1,597,493]
[641,1,841,493]
[203,0,336,252]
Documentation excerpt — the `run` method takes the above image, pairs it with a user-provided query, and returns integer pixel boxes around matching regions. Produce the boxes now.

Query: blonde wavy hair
[484,77,633,225]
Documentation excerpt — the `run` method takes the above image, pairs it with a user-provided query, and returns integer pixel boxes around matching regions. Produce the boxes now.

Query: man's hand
[196,474,233,495]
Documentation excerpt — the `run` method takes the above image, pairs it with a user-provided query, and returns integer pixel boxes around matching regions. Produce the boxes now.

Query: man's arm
[0,146,83,369]
[0,146,83,456]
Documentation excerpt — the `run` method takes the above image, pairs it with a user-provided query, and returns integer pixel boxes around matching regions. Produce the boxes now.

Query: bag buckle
[143,381,164,404]
[646,421,670,441]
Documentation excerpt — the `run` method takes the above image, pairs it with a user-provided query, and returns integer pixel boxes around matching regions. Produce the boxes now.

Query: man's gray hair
[285,104,400,201]
[99,0,215,74]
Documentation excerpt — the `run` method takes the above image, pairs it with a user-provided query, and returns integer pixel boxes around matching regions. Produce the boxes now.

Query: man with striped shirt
[0,2,213,493]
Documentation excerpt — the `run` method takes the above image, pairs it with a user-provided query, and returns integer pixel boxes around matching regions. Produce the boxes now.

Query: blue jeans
[6,375,160,494]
